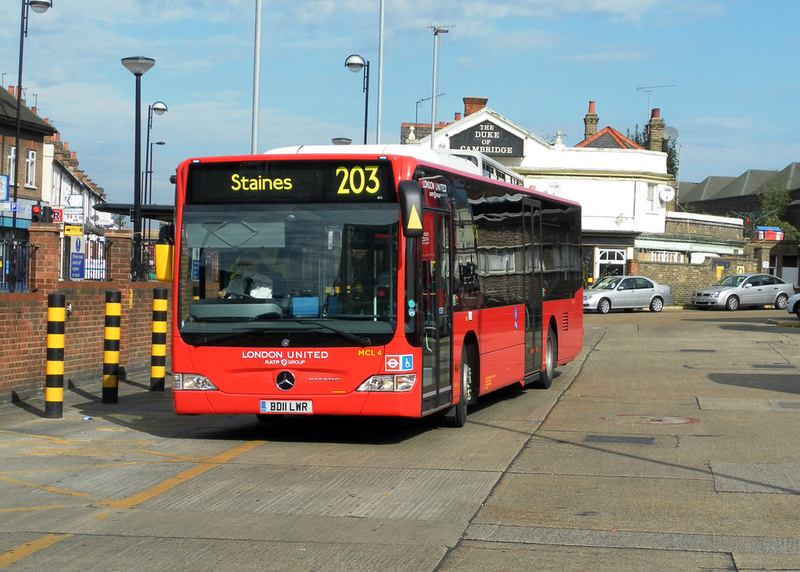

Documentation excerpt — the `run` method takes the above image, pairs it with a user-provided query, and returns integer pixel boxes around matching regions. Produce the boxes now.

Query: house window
[6,147,15,186]
[25,150,36,187]
[596,248,625,278]
[648,184,658,210]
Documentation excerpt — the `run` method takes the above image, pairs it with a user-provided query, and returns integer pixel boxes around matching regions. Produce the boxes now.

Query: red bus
[164,145,582,427]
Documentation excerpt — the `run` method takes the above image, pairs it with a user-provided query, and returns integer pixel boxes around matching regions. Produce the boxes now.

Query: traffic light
[30,203,54,223]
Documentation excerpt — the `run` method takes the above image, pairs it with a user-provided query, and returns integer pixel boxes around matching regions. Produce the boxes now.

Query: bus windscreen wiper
[291,319,371,347]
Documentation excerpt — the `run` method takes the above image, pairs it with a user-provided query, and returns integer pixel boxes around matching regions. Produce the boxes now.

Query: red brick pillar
[27,223,61,292]
[105,229,133,282]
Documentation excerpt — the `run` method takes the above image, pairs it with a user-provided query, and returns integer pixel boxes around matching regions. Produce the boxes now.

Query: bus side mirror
[155,244,173,282]
[398,180,424,238]
[155,222,175,282]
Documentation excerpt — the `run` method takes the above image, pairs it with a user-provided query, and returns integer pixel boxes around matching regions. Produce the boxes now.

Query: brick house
[0,85,57,241]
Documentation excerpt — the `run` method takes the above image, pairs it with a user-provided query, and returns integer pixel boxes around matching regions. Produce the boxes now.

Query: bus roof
[262,144,579,206]
[264,144,485,176]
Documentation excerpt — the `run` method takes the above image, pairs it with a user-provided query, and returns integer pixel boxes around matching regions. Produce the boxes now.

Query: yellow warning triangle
[407,206,423,230]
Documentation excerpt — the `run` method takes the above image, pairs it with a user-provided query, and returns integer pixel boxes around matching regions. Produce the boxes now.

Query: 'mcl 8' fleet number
[336,166,380,195]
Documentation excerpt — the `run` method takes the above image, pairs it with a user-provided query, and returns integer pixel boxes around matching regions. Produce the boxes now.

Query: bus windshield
[177,203,399,347]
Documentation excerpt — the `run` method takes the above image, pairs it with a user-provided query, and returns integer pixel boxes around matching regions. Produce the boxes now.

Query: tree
[626,124,679,177]
[757,178,799,240]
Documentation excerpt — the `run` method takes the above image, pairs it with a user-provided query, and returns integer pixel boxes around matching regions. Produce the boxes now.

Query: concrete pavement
[439,308,800,571]
[1,308,799,571]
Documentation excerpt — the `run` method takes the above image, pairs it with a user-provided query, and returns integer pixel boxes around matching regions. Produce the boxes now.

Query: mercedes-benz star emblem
[276,371,295,391]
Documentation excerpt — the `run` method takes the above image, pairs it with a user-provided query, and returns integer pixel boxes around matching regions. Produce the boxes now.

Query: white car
[584,275,673,314]
[787,293,800,319]
[691,274,794,311]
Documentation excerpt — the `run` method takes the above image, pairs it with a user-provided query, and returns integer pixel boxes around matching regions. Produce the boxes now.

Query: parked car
[787,293,800,319]
[691,273,794,311]
[583,275,673,314]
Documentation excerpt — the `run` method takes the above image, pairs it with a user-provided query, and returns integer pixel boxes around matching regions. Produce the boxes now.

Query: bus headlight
[172,373,218,391]
[357,374,416,392]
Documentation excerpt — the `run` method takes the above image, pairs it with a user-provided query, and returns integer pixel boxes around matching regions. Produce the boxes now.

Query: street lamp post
[430,27,448,149]
[344,54,370,145]
[121,56,155,282]
[147,141,166,205]
[143,101,167,205]
[144,140,165,258]
[10,0,52,291]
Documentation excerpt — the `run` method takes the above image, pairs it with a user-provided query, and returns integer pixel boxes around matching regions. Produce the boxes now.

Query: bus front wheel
[441,344,474,428]
[534,325,557,389]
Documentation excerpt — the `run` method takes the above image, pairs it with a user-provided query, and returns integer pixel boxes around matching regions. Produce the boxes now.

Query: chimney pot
[455,112,461,121]
[588,101,596,113]
[651,108,660,118]
[463,97,488,116]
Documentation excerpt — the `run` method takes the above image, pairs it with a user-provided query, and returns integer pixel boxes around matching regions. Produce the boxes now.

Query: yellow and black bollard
[102,289,121,404]
[150,287,168,391]
[45,292,66,418]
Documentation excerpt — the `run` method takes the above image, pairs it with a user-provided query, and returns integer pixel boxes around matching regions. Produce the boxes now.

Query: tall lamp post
[121,56,155,281]
[146,141,166,205]
[10,0,52,291]
[143,101,167,205]
[344,54,370,145]
[143,140,165,256]
[430,27,448,149]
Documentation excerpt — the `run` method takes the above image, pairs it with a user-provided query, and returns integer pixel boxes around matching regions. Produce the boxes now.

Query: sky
[1,0,798,206]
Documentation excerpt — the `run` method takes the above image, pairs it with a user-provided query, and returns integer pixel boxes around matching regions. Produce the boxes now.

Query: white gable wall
[525,177,669,234]
[426,107,672,236]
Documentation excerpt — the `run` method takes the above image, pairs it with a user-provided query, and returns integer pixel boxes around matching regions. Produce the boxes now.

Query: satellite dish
[662,126,679,141]
[659,186,676,202]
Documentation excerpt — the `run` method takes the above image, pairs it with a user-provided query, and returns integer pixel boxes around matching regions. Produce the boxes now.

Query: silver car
[787,292,800,319]
[584,275,673,314]
[691,273,794,311]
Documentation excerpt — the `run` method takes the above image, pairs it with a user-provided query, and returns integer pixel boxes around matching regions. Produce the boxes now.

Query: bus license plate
[260,400,313,414]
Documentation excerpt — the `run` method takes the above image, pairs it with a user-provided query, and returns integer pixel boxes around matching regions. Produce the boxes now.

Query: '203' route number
[336,166,380,195]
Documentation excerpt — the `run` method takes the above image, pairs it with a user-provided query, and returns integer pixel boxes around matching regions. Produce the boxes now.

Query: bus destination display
[187,160,394,204]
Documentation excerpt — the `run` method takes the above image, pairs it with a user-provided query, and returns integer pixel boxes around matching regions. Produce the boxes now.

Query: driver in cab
[219,253,274,299]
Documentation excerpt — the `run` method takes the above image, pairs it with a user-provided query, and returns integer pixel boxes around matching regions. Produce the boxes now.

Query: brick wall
[0,223,172,404]
[664,218,743,241]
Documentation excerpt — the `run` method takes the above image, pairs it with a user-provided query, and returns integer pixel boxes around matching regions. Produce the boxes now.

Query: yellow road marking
[95,440,265,509]
[1,458,196,477]
[0,534,72,568]
[0,476,91,497]
[0,506,65,513]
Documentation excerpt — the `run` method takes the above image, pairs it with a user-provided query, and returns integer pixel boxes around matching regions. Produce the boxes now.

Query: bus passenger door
[524,200,543,377]
[420,211,453,414]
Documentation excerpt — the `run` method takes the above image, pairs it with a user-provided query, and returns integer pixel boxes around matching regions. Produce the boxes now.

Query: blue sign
[385,354,414,372]
[70,253,85,280]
